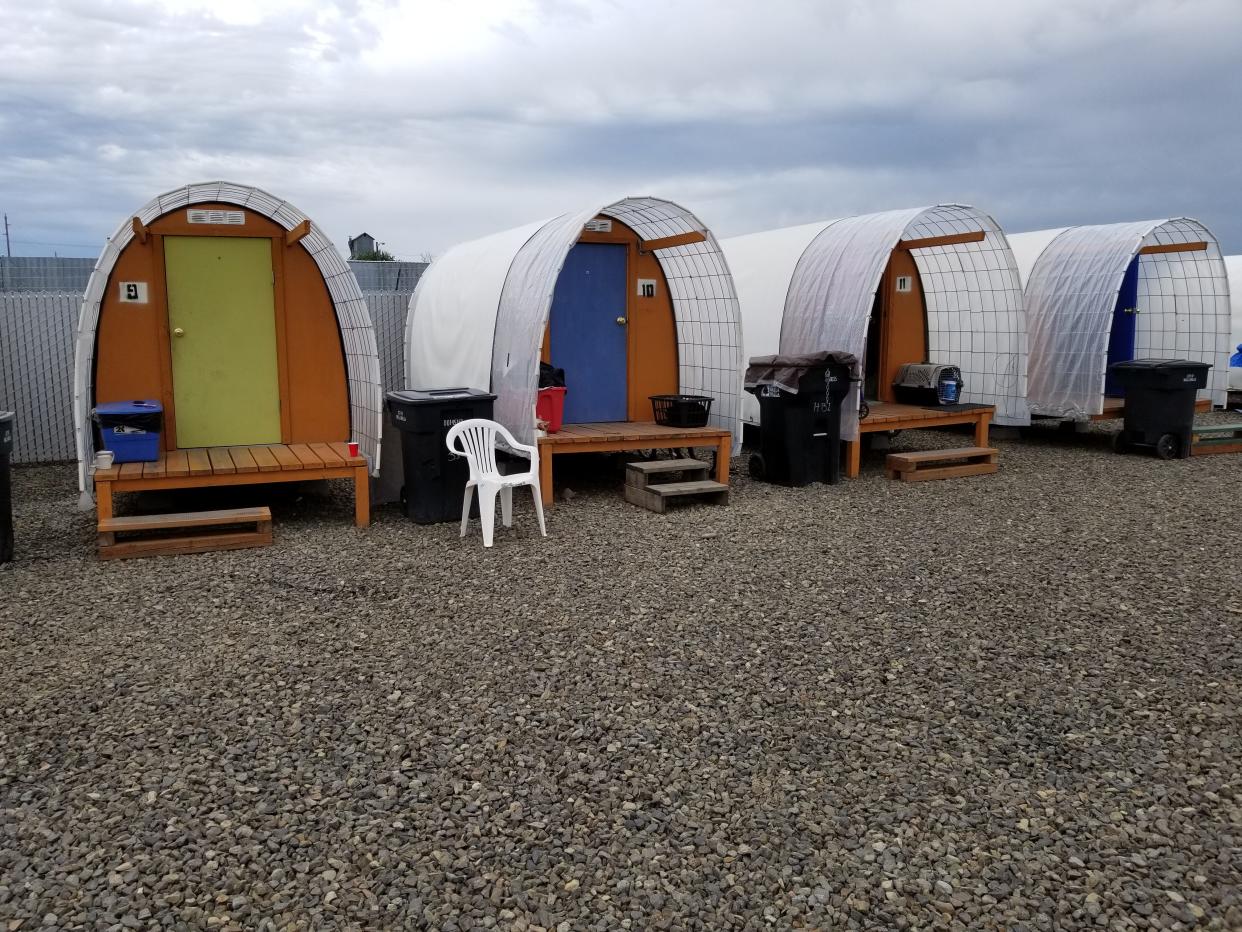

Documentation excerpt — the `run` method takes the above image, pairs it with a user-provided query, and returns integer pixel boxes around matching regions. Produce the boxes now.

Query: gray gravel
[2,415,1241,931]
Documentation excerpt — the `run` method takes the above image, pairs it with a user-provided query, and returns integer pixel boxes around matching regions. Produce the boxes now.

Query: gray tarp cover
[744,351,859,395]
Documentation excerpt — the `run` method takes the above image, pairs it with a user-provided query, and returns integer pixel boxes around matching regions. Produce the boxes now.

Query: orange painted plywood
[282,243,350,442]
[877,248,927,403]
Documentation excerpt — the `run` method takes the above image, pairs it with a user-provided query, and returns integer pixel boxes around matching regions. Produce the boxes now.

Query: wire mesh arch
[485,196,743,450]
[1022,218,1230,418]
[774,204,1028,439]
[73,181,381,493]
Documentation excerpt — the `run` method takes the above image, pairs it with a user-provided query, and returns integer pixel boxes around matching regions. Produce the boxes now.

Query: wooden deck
[93,442,370,528]
[1091,396,1212,420]
[848,402,993,478]
[536,421,731,506]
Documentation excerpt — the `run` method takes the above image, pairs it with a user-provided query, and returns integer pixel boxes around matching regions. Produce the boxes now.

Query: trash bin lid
[1106,358,1212,372]
[386,388,496,405]
[744,351,858,393]
[94,399,163,415]
[0,411,12,425]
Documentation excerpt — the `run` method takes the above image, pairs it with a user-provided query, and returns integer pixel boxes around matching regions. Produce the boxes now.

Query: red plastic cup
[348,441,360,458]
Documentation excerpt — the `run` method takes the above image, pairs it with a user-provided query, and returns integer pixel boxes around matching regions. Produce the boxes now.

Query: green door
[164,236,282,447]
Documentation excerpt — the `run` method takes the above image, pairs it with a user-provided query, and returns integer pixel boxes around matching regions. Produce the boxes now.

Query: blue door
[550,243,628,423]
[1104,257,1140,397]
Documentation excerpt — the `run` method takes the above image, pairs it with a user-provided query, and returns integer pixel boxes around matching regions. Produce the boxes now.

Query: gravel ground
[2,415,1241,931]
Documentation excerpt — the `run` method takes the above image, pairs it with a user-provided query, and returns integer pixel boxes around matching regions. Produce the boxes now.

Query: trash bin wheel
[1111,433,1129,454]
[748,452,766,480]
[1154,433,1180,460]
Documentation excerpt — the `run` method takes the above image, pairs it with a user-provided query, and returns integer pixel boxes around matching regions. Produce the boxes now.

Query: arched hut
[1010,219,1230,419]
[406,197,743,503]
[75,182,380,527]
[723,205,1028,475]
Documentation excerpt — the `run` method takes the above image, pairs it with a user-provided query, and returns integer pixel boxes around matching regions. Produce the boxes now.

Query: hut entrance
[1104,257,1140,397]
[545,217,679,425]
[549,242,629,423]
[864,247,927,402]
[164,236,282,446]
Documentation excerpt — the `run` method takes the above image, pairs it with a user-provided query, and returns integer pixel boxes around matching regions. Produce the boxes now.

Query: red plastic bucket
[536,387,567,433]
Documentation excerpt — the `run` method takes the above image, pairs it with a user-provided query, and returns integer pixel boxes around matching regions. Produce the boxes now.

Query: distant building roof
[348,232,377,259]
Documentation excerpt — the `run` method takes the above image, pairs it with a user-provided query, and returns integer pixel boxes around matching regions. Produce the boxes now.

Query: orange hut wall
[94,203,350,450]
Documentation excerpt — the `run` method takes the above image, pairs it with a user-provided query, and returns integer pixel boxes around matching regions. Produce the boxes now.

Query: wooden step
[625,458,710,487]
[99,506,272,533]
[1191,423,1242,436]
[1191,422,1242,455]
[98,506,272,560]
[624,479,729,513]
[885,446,998,482]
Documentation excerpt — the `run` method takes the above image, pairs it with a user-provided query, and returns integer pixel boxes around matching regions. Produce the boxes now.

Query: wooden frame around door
[152,231,293,450]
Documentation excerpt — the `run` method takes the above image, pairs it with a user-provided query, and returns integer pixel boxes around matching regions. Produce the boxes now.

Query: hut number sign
[118,282,149,304]
[637,278,657,298]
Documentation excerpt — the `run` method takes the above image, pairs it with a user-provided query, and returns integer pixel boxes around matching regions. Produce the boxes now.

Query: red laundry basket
[537,387,567,433]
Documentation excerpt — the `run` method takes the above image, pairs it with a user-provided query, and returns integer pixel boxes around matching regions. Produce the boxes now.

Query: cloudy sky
[2,0,1241,260]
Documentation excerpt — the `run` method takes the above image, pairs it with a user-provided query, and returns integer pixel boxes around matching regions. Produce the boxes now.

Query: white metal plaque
[637,278,657,298]
[187,209,245,225]
[118,281,149,304]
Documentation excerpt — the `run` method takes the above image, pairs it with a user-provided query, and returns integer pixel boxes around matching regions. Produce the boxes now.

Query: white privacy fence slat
[0,293,78,464]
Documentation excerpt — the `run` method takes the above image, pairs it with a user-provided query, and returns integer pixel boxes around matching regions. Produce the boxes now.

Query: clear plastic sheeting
[723,204,1029,440]
[406,197,744,451]
[406,220,547,397]
[722,221,840,426]
[1015,219,1230,418]
[1227,255,1242,391]
[74,181,383,493]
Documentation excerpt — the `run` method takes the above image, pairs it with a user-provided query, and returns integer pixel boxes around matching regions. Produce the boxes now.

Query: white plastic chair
[445,418,547,548]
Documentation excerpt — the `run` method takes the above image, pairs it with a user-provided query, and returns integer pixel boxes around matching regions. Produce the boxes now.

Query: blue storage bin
[94,400,163,463]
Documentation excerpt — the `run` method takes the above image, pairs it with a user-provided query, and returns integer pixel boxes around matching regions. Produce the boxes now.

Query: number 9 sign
[118,282,149,304]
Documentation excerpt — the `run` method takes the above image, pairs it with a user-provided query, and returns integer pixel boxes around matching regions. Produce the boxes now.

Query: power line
[12,239,99,249]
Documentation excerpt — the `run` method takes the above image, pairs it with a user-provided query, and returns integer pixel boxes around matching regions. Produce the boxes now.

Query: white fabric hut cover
[406,197,744,450]
[73,181,383,493]
[1011,219,1231,418]
[1225,255,1242,391]
[722,205,1029,439]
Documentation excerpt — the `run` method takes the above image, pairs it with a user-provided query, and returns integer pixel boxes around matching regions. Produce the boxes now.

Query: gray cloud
[1,0,1240,260]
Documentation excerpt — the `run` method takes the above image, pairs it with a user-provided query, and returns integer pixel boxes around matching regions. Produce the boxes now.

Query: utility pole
[3,214,10,258]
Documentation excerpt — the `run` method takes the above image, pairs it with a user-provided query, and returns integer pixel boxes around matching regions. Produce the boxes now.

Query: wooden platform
[1191,422,1242,456]
[885,446,999,482]
[1092,396,1212,421]
[537,422,730,506]
[93,442,370,530]
[847,402,993,478]
[98,506,273,560]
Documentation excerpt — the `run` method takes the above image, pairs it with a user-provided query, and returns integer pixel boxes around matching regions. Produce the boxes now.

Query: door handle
[173,328,185,337]
[615,316,627,325]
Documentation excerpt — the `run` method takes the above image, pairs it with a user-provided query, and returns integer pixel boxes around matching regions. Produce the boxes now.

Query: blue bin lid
[95,399,163,415]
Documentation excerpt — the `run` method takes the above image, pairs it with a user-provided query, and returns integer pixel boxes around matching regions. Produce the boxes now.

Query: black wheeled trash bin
[0,412,13,563]
[386,388,497,524]
[744,352,857,486]
[1106,358,1211,459]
